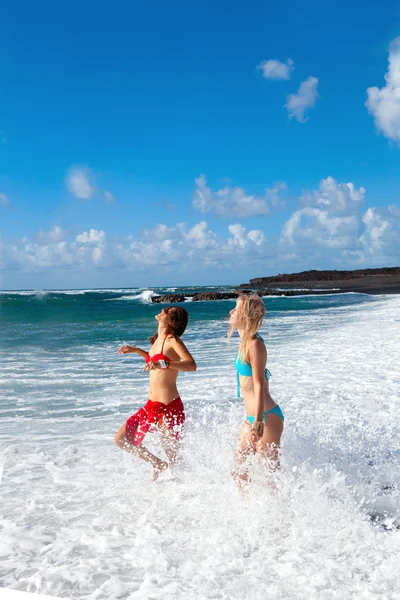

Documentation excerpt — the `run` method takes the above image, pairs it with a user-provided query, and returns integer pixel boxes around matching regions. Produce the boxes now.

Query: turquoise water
[0,286,373,345]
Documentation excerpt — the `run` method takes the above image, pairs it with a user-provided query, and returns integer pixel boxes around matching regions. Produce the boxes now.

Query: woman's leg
[114,423,168,481]
[256,413,284,471]
[232,421,256,487]
[159,420,181,465]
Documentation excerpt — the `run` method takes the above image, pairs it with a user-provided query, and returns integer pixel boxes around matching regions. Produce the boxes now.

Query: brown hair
[149,306,189,344]
[228,293,266,364]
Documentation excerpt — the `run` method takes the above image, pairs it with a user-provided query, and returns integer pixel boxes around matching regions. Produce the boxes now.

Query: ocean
[1,287,399,599]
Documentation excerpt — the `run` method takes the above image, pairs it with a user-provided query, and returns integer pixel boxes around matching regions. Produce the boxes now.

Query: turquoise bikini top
[234,334,271,398]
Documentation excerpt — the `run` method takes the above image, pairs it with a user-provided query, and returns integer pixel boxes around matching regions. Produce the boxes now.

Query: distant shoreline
[240,267,400,296]
[240,267,400,289]
[151,267,400,303]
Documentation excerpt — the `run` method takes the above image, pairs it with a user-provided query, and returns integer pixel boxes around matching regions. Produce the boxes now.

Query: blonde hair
[228,293,266,364]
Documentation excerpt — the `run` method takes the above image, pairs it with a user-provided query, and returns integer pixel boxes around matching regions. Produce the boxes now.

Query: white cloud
[2,178,398,281]
[389,204,400,217]
[228,224,266,248]
[285,76,319,122]
[192,174,211,213]
[300,176,365,214]
[281,207,358,248]
[366,37,400,142]
[143,224,177,241]
[228,223,247,248]
[0,193,10,206]
[124,237,182,267]
[76,229,106,244]
[257,58,294,80]
[183,221,217,249]
[92,245,105,266]
[359,207,394,251]
[280,177,366,249]
[38,225,65,243]
[192,174,270,218]
[247,229,266,246]
[66,167,96,200]
[118,221,269,268]
[13,240,74,268]
[104,190,117,205]
[280,177,399,263]
[266,182,287,209]
[1,220,272,274]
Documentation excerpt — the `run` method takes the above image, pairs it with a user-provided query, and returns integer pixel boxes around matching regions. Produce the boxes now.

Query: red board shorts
[125,397,185,446]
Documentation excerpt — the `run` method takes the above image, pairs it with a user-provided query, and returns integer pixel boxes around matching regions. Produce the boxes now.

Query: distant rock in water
[192,292,238,301]
[152,293,186,303]
[152,291,239,303]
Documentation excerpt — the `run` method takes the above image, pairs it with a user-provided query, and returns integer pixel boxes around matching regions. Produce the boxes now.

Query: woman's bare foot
[151,459,169,482]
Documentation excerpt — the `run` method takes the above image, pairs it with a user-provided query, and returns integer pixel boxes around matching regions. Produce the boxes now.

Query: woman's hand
[117,345,136,355]
[142,360,165,371]
[248,429,262,445]
[247,421,264,445]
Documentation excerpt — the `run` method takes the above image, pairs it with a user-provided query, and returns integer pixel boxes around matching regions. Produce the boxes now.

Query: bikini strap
[160,334,169,354]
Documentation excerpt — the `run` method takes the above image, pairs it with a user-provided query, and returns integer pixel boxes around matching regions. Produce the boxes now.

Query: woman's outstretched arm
[169,337,197,371]
[117,345,148,359]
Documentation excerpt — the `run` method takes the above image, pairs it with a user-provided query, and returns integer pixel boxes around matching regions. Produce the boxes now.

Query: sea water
[0,288,399,599]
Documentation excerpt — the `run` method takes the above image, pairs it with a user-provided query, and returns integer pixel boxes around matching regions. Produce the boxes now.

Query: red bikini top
[145,334,171,364]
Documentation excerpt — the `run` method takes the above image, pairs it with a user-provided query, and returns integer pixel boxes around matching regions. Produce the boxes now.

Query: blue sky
[1,0,399,289]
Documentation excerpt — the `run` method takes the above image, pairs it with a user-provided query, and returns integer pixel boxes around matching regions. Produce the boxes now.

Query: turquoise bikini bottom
[246,404,284,424]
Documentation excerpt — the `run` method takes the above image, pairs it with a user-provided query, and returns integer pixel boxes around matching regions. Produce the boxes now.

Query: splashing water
[0,291,399,599]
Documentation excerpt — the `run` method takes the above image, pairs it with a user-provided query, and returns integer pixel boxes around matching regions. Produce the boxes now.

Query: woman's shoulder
[250,334,266,353]
[166,334,184,346]
[252,333,265,345]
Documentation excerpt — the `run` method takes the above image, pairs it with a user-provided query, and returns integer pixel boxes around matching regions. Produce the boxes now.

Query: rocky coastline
[151,267,400,303]
[240,267,400,295]
[151,288,357,303]
[241,267,400,288]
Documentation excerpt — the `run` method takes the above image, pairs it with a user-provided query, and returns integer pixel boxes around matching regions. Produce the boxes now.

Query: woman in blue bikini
[229,293,284,483]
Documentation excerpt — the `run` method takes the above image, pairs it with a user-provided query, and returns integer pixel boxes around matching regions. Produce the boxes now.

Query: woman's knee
[114,433,124,447]
[114,424,127,446]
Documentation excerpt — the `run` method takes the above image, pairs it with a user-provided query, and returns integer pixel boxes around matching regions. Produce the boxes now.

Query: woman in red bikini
[114,306,196,480]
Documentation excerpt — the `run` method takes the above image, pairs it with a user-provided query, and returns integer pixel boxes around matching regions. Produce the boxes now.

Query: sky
[1,0,400,289]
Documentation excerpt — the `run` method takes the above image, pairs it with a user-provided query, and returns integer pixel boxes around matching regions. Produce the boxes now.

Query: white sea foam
[0,296,399,599]
[271,287,341,292]
[121,290,155,303]
[0,289,50,298]
[0,288,140,296]
[289,291,365,298]
[0,453,5,486]
[104,290,156,303]
[0,290,38,296]
[49,290,87,295]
